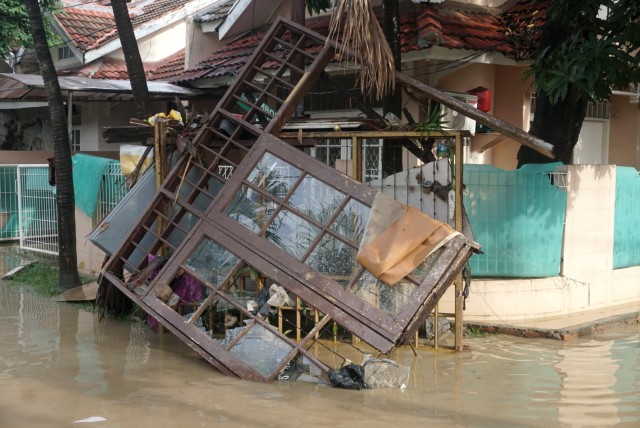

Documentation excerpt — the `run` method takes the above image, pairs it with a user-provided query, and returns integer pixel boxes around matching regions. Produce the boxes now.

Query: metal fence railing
[1,162,129,256]
[0,166,19,241]
[16,165,58,255]
[94,162,129,227]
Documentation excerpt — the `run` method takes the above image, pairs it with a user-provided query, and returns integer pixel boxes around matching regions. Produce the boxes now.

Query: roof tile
[173,0,548,85]
[55,0,190,53]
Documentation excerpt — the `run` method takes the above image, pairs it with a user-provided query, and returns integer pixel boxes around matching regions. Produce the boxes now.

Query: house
[161,0,640,330]
[0,0,226,153]
[173,0,640,171]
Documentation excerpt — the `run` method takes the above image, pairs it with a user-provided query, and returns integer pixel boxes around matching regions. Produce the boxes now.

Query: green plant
[415,105,447,134]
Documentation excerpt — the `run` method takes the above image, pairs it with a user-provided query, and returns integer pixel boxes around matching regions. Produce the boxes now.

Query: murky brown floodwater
[0,281,638,428]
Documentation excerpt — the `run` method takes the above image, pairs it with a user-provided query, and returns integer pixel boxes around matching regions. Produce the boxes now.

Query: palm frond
[328,0,396,100]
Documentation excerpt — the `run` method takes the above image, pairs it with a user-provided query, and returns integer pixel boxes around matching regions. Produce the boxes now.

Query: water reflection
[0,284,638,427]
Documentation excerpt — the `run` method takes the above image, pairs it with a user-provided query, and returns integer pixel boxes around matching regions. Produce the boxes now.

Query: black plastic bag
[328,364,368,390]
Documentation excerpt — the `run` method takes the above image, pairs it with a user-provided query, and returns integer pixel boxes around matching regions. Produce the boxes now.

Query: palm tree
[24,0,81,291]
[110,0,151,119]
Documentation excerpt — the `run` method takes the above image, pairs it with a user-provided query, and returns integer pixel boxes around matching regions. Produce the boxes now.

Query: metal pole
[67,91,73,149]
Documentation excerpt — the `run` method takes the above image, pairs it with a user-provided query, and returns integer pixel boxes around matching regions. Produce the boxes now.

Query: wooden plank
[395,73,555,159]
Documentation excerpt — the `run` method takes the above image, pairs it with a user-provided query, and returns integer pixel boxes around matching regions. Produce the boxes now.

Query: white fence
[16,165,58,255]
[0,166,19,241]
[1,163,129,256]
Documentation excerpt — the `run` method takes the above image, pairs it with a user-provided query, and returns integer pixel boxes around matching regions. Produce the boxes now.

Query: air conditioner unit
[441,92,478,135]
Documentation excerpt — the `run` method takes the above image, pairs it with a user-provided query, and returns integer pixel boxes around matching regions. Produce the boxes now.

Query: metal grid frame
[0,165,19,241]
[100,17,479,382]
[16,165,58,255]
[94,162,129,226]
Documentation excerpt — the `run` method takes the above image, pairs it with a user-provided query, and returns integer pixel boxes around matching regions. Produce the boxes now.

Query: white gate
[16,165,58,255]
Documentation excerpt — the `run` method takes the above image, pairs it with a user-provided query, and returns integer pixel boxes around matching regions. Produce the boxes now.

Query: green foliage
[0,0,61,58]
[306,0,332,16]
[527,0,640,104]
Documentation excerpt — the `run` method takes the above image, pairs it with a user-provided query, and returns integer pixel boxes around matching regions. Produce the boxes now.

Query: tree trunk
[24,0,81,290]
[518,88,588,166]
[381,0,403,177]
[518,0,589,167]
[111,0,151,119]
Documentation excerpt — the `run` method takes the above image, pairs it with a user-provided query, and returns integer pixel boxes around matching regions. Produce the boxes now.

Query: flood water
[0,282,638,427]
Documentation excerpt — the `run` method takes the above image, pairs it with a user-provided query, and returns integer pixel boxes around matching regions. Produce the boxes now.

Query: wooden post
[154,119,167,257]
[352,136,362,182]
[454,134,464,351]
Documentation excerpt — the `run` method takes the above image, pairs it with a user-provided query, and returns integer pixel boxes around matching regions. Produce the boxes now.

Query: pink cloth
[146,254,204,332]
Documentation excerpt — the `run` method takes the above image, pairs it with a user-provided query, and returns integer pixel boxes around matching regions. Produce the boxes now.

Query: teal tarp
[72,154,116,218]
[464,163,567,277]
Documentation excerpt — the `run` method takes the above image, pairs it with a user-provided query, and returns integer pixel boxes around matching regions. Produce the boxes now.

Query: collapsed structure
[97,18,482,384]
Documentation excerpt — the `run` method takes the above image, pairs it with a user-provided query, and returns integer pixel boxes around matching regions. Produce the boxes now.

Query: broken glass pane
[331,198,370,245]
[408,246,447,282]
[229,323,294,377]
[247,152,301,200]
[184,238,240,287]
[305,233,358,286]
[288,176,345,225]
[267,208,320,260]
[225,184,279,233]
[351,270,417,316]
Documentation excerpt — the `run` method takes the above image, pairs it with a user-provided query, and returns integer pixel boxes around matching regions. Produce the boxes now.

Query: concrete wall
[438,165,640,326]
[75,208,107,277]
[609,95,640,169]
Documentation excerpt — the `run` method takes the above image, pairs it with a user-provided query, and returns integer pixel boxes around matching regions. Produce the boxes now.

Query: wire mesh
[17,165,58,255]
[0,166,19,241]
[94,162,129,226]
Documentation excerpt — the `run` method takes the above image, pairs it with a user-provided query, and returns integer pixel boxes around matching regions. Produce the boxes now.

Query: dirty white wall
[107,20,186,63]
[0,108,50,151]
[75,208,107,277]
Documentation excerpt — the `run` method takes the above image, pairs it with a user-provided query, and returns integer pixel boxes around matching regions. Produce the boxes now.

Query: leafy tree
[24,0,81,291]
[0,0,59,59]
[518,0,640,166]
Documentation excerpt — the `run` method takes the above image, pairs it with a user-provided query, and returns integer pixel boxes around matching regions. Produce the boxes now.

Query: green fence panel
[613,166,640,269]
[0,166,19,240]
[464,163,567,277]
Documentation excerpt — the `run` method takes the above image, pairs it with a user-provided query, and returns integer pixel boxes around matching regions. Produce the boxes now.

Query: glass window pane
[351,270,417,316]
[229,323,293,377]
[225,184,278,233]
[184,238,239,287]
[408,246,446,282]
[267,209,319,260]
[305,233,358,286]
[247,152,301,200]
[288,176,345,225]
[331,198,370,245]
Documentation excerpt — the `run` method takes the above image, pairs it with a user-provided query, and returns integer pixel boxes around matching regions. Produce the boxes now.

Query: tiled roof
[173,0,547,85]
[196,0,236,25]
[148,50,186,81]
[54,0,194,53]
[55,7,117,51]
[58,49,184,81]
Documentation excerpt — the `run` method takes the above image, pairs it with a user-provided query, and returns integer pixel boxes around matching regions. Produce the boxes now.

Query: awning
[0,73,203,102]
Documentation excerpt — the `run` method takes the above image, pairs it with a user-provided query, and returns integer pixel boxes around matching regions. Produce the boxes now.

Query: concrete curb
[465,312,640,340]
